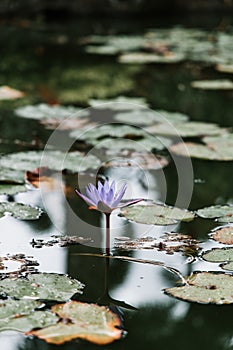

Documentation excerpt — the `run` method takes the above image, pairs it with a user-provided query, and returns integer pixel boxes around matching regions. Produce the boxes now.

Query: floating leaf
[0,273,84,301]
[1,151,101,173]
[170,142,233,161]
[216,64,233,74]
[0,86,24,100]
[0,202,42,220]
[191,79,233,90]
[15,104,89,120]
[211,226,233,244]
[165,272,233,304]
[120,203,195,225]
[146,122,226,137]
[0,184,28,195]
[113,109,189,126]
[196,205,233,222]
[30,235,92,248]
[29,301,122,345]
[202,247,233,263]
[103,152,169,170]
[119,52,185,64]
[89,96,149,110]
[70,124,146,143]
[0,168,25,184]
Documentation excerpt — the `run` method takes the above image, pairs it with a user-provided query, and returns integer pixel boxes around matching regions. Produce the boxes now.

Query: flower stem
[105,213,111,256]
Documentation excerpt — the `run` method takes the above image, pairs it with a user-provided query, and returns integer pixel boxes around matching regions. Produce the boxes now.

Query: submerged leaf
[0,273,84,300]
[120,203,194,225]
[0,202,42,220]
[165,272,233,304]
[29,301,122,345]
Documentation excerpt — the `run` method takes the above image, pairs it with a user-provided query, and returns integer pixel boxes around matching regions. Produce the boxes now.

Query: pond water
[0,14,233,350]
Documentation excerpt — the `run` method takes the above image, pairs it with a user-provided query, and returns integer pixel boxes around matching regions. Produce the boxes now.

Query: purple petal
[75,189,96,207]
[106,188,114,204]
[86,185,99,205]
[97,201,112,213]
[112,183,127,207]
[110,180,115,192]
[103,181,109,192]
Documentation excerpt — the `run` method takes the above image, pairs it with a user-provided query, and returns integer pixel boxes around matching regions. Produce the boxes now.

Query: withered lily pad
[0,300,58,332]
[120,203,194,225]
[202,247,233,271]
[191,79,233,90]
[15,104,89,120]
[1,151,101,173]
[196,205,233,223]
[146,122,226,138]
[211,226,233,244]
[0,184,28,195]
[170,142,233,161]
[0,202,42,220]
[29,301,122,345]
[165,272,233,304]
[0,273,84,300]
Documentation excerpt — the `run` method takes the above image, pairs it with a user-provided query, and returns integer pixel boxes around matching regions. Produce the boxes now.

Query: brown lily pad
[29,301,123,345]
[211,226,233,244]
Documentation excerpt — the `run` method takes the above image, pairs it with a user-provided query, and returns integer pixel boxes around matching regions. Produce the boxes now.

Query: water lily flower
[75,180,142,214]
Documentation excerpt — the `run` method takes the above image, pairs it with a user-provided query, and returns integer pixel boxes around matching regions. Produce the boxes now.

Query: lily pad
[146,121,226,137]
[0,300,58,332]
[15,104,89,120]
[165,272,233,304]
[103,152,169,170]
[202,247,233,263]
[29,301,122,345]
[216,64,233,74]
[0,184,28,195]
[0,168,25,184]
[113,109,189,126]
[119,51,185,64]
[89,96,149,110]
[0,86,24,100]
[0,273,84,301]
[120,203,195,225]
[1,151,101,173]
[70,124,147,143]
[211,226,233,244]
[170,142,233,161]
[196,205,233,223]
[191,79,233,90]
[0,202,42,220]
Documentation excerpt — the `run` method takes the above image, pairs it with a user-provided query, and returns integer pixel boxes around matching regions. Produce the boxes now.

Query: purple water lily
[75,180,142,214]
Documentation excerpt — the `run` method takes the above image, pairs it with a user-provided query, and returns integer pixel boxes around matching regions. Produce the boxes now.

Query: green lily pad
[29,301,122,345]
[165,272,233,304]
[0,184,28,195]
[211,226,233,244]
[0,202,42,220]
[113,109,189,126]
[0,273,84,301]
[92,135,170,152]
[15,104,89,120]
[89,96,149,110]
[196,205,233,222]
[0,300,58,333]
[221,261,233,271]
[202,247,233,263]
[0,168,25,184]
[119,51,185,64]
[216,64,233,74]
[191,79,233,90]
[120,203,195,226]
[70,124,147,143]
[146,121,226,137]
[1,151,101,173]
